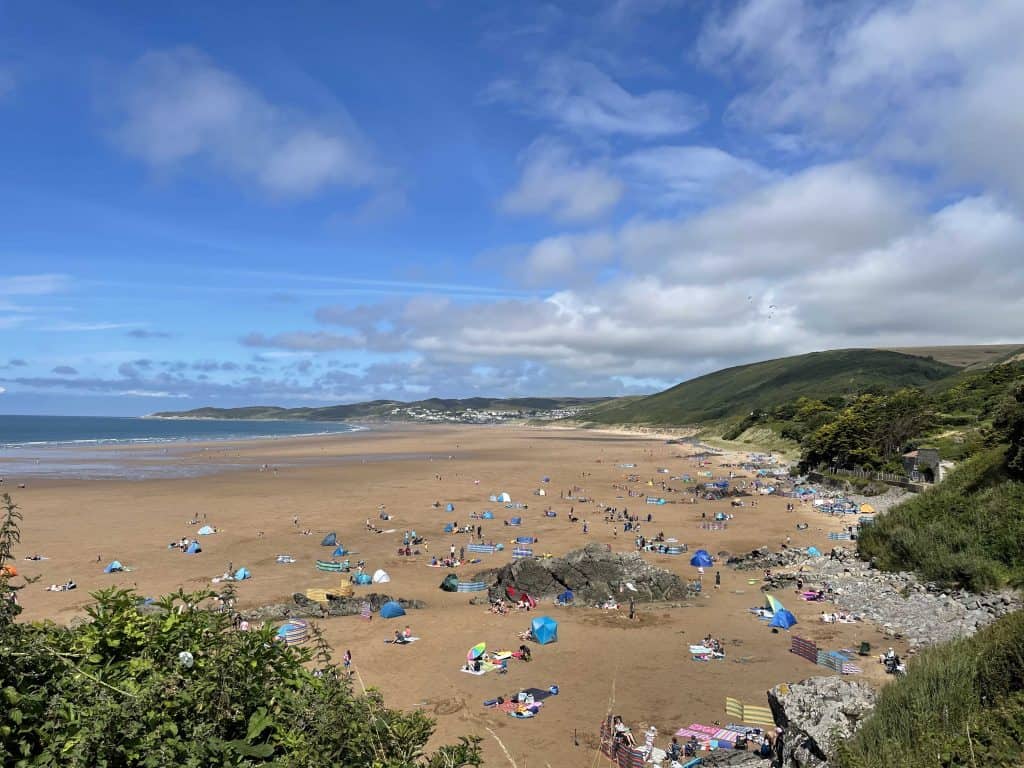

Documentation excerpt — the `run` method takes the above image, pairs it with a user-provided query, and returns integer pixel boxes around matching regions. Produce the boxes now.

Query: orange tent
[0,564,17,577]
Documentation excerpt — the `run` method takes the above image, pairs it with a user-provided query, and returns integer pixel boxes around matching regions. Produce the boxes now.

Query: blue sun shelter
[770,609,798,630]
[197,525,215,535]
[103,560,124,573]
[321,532,337,547]
[332,544,348,557]
[234,567,251,580]
[446,502,455,512]
[481,510,494,520]
[380,600,406,619]
[690,550,713,567]
[185,541,201,554]
[531,616,558,645]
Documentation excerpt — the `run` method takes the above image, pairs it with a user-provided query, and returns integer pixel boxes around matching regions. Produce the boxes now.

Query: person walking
[715,570,721,589]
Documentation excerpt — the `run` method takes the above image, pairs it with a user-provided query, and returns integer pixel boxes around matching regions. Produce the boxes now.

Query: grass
[881,344,1024,369]
[835,611,1024,768]
[857,447,1024,591]
[583,349,959,426]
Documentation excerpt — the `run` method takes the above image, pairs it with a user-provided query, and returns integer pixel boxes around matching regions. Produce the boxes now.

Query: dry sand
[7,425,902,767]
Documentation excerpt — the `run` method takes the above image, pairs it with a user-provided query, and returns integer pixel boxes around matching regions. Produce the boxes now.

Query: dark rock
[475,543,693,604]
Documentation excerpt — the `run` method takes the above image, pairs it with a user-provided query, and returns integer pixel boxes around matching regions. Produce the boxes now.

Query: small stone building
[902,448,941,482]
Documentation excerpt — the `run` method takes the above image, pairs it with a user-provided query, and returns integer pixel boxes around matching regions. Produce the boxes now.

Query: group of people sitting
[45,580,76,592]
[881,647,906,675]
[429,555,460,567]
[701,634,724,655]
[168,537,197,552]
[388,626,414,644]
[819,611,859,623]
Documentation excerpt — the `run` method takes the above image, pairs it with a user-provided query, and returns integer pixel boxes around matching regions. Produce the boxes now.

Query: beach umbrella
[468,642,486,661]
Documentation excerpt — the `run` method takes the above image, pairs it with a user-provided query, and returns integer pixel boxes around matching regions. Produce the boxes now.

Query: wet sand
[6,425,901,766]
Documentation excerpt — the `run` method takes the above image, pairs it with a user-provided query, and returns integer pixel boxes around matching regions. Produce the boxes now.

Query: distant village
[386,405,590,424]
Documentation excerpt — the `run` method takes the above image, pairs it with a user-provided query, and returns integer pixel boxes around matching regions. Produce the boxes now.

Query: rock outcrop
[768,676,877,767]
[474,543,693,604]
[241,593,425,621]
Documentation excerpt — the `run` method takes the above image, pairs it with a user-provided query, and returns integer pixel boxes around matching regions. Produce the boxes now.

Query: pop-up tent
[555,589,574,605]
[509,516,523,526]
[765,594,786,615]
[770,609,798,629]
[197,525,215,535]
[531,616,558,645]
[332,544,348,557]
[440,573,459,592]
[806,546,821,557]
[380,600,405,619]
[185,541,201,554]
[354,573,372,585]
[689,550,713,567]
[446,502,455,512]
[321,532,337,547]
[443,523,454,533]
[234,567,251,580]
[496,492,511,503]
[372,568,390,584]
[481,510,495,520]
[104,560,124,573]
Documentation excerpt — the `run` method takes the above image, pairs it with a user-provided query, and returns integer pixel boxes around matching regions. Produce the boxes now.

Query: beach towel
[385,636,420,644]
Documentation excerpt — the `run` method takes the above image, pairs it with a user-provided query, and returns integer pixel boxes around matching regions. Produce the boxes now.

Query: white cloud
[522,232,615,285]
[0,386,6,395]
[43,322,138,332]
[112,48,377,197]
[501,139,622,222]
[620,145,775,207]
[7,274,71,295]
[699,0,1024,203]
[483,56,704,138]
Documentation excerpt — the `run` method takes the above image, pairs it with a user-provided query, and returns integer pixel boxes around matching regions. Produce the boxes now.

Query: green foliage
[801,388,934,470]
[857,447,1024,590]
[0,498,482,768]
[584,349,959,426]
[835,611,1024,768]
[991,382,1024,478]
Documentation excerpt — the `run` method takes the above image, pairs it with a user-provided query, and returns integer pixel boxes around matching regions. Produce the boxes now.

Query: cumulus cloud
[699,0,1024,202]
[240,331,365,352]
[483,56,704,138]
[501,139,623,222]
[112,48,377,197]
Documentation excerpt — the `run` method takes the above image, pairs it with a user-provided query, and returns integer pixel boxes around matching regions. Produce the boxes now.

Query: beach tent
[445,502,455,512]
[321,532,337,547]
[380,600,405,619]
[234,567,251,580]
[468,642,486,661]
[372,568,390,584]
[860,503,876,514]
[481,510,495,520]
[509,516,522,526]
[496,492,511,503]
[535,488,546,496]
[329,581,354,598]
[556,589,574,605]
[104,561,124,573]
[806,546,821,557]
[197,525,215,535]
[0,565,16,577]
[531,616,558,645]
[185,541,201,554]
[689,550,713,567]
[542,476,550,483]
[332,544,348,557]
[440,573,459,592]
[769,609,798,629]
[443,522,454,533]
[765,594,786,615]
[354,573,372,585]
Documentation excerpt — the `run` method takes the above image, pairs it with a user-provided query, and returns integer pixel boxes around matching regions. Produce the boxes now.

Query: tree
[992,382,1024,478]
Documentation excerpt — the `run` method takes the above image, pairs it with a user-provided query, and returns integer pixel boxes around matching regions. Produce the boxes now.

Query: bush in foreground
[835,610,1024,768]
[0,494,481,768]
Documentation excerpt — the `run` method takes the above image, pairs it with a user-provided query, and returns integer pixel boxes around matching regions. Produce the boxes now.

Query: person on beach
[612,716,636,748]
[715,570,721,589]
[343,649,352,669]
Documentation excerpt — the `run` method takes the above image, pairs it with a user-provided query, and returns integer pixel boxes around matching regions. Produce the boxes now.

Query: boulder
[474,543,692,604]
[768,676,877,766]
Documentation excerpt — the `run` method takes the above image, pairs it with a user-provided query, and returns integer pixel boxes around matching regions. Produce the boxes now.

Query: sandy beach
[6,425,902,767]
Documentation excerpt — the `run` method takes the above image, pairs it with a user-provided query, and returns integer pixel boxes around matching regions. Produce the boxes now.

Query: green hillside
[584,349,961,426]
[153,396,608,421]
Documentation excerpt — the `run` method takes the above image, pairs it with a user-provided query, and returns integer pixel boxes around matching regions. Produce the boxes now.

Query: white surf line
[485,726,518,768]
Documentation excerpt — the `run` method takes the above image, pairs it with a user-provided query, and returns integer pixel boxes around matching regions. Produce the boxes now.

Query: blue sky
[2,0,1024,416]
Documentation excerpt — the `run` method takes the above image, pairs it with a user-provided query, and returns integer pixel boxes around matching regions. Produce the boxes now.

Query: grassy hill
[583,349,961,427]
[881,343,1024,369]
[153,396,609,421]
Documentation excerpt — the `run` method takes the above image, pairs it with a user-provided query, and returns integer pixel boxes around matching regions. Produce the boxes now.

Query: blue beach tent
[769,609,798,629]
[531,616,558,645]
[481,510,494,520]
[354,573,372,585]
[321,532,337,547]
[234,567,251,580]
[103,560,124,573]
[444,522,454,533]
[689,550,713,567]
[806,546,821,557]
[380,600,406,619]
[185,541,201,554]
[197,525,215,535]
[446,503,455,512]
[332,544,348,557]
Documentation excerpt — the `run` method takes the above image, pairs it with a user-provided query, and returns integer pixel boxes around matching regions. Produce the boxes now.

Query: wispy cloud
[482,56,705,138]
[110,47,378,198]
[240,331,365,352]
[52,365,78,375]
[43,321,139,332]
[7,273,71,295]
[127,329,172,339]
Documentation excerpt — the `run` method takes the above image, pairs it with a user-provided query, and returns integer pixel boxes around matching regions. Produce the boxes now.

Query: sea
[0,415,362,480]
